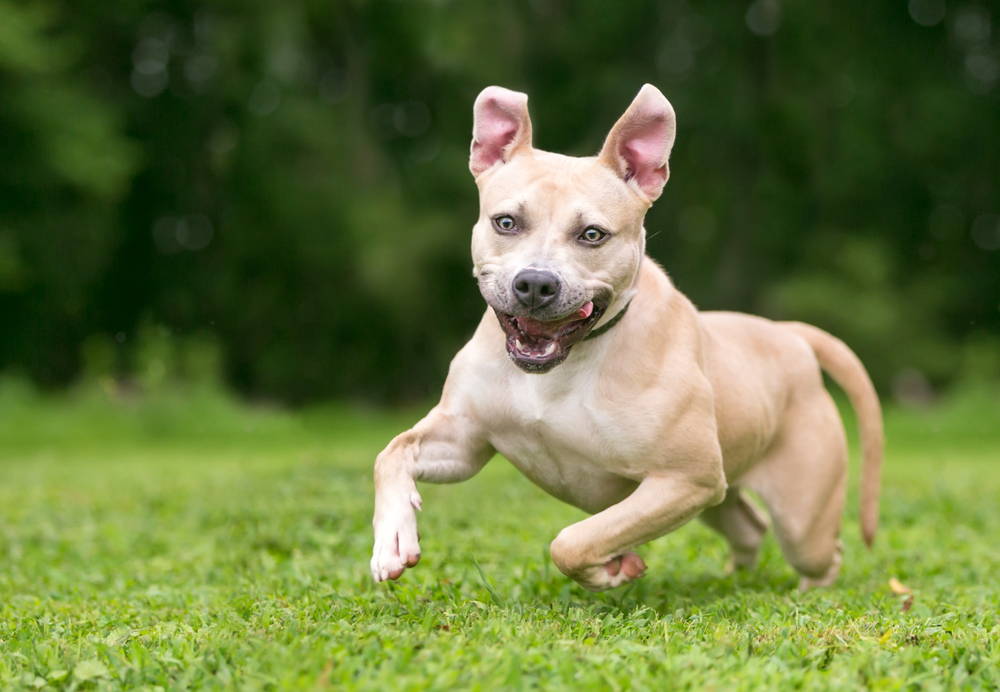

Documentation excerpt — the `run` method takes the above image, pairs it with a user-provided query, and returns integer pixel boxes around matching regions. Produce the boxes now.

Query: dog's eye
[492,215,518,234]
[578,227,608,245]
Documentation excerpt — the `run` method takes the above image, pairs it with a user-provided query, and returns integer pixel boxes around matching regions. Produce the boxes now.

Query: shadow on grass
[554,567,802,621]
[437,559,800,617]
[454,550,885,619]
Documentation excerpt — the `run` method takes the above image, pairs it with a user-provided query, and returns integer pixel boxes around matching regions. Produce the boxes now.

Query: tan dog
[371,84,883,591]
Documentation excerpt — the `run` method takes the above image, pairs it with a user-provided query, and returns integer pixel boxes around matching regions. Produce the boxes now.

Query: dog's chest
[482,371,653,513]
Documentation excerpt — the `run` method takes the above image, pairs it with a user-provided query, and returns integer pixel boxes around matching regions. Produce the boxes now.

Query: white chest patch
[478,359,655,513]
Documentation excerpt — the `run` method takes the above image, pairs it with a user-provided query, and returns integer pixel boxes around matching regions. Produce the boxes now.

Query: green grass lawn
[1,379,997,689]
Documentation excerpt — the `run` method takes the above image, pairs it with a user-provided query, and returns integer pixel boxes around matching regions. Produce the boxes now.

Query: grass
[0,378,998,690]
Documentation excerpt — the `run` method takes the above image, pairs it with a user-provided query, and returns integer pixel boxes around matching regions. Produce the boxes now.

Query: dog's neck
[584,298,634,342]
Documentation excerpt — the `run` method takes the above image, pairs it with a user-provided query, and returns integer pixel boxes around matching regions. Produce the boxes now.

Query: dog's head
[469,84,676,372]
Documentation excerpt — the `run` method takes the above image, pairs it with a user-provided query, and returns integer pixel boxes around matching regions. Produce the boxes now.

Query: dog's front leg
[549,470,726,591]
[371,405,493,582]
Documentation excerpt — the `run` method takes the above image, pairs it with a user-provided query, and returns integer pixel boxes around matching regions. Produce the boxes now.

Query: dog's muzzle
[494,298,607,373]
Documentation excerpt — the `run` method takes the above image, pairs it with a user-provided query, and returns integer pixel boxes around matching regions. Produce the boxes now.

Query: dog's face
[468,85,676,372]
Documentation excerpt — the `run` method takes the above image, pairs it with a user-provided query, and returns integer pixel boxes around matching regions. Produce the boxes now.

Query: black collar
[584,299,632,342]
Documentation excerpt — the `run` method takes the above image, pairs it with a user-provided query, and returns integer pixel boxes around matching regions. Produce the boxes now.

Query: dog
[371,84,883,591]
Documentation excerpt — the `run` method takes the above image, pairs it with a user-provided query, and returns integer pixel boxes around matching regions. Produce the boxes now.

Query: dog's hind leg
[699,488,769,572]
[743,390,848,590]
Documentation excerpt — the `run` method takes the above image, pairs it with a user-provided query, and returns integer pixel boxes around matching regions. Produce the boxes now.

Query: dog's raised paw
[575,552,647,591]
[605,551,647,580]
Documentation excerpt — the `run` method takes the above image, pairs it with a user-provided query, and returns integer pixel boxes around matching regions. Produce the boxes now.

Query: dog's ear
[598,84,676,202]
[470,86,533,177]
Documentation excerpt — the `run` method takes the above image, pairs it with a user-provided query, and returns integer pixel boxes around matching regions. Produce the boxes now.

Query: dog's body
[371,85,883,591]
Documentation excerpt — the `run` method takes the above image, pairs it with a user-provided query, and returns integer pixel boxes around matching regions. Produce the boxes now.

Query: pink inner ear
[620,116,671,199]
[470,90,527,176]
[472,104,517,171]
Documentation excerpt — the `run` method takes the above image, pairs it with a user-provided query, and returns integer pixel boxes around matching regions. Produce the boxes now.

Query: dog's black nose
[512,269,561,310]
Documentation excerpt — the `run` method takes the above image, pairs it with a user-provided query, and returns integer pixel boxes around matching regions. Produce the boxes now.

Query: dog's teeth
[515,338,525,351]
[542,342,556,357]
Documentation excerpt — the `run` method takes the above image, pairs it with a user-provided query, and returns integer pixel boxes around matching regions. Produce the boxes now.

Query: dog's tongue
[516,317,558,337]
[516,301,594,337]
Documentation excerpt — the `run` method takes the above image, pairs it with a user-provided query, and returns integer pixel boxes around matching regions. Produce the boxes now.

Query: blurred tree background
[0,0,997,405]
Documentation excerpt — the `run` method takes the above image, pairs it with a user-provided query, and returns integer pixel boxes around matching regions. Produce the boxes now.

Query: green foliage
[0,1,998,402]
[0,383,997,688]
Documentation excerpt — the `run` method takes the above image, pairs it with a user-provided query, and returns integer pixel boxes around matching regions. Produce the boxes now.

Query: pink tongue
[517,318,556,337]
[515,301,594,337]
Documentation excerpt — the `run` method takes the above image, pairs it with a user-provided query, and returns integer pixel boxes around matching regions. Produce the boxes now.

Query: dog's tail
[781,321,884,547]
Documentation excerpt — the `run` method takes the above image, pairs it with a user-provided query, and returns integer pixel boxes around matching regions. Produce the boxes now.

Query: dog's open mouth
[495,300,606,372]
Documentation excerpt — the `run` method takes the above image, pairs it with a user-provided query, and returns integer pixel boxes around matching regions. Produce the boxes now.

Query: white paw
[371,489,422,583]
[575,552,647,592]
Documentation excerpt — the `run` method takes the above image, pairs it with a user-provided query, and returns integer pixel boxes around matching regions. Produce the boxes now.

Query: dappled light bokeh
[0,1,997,404]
